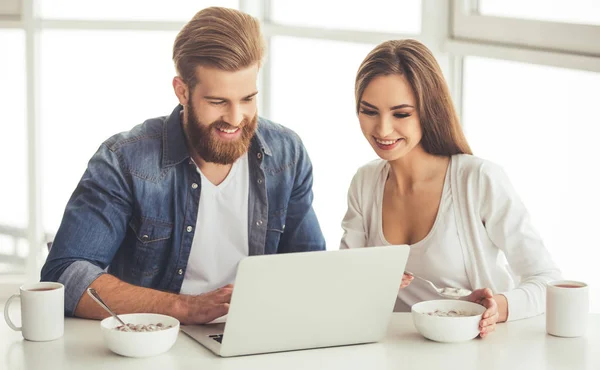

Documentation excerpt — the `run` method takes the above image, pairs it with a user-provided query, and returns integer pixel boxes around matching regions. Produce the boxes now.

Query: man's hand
[463,288,498,338]
[180,284,233,325]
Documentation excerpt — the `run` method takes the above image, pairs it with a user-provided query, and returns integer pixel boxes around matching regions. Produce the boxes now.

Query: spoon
[87,288,131,331]
[404,271,472,299]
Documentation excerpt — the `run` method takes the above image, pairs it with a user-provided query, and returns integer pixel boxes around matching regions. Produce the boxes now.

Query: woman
[340,39,561,338]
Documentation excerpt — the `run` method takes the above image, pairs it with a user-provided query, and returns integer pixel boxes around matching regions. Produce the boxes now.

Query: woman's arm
[478,162,562,321]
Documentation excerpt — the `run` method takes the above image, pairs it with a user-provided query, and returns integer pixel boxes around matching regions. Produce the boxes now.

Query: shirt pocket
[128,217,173,281]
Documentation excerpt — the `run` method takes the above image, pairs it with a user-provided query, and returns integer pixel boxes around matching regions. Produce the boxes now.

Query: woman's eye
[394,113,411,119]
[360,110,377,116]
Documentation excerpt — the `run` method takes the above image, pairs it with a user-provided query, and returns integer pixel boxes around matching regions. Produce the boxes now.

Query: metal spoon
[87,288,131,331]
[404,271,472,299]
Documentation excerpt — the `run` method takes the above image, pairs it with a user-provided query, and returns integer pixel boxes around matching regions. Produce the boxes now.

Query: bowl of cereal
[100,313,180,357]
[411,299,485,343]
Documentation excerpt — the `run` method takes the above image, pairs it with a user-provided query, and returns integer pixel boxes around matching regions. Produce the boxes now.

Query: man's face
[180,64,259,165]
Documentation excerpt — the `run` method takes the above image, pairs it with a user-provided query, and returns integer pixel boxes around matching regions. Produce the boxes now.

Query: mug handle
[4,294,22,331]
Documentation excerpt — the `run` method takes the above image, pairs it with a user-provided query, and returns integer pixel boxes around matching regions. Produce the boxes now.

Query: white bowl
[411,300,485,343]
[100,313,180,357]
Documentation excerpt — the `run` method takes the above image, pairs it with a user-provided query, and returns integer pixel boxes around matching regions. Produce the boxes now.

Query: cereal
[115,323,173,332]
[426,309,473,317]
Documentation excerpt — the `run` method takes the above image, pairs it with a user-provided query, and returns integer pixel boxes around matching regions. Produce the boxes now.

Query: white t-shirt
[179,154,249,295]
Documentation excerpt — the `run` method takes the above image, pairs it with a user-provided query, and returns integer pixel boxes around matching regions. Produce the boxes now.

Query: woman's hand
[400,273,414,289]
[463,288,499,338]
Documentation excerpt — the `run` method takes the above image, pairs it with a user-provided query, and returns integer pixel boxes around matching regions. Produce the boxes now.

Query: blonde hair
[173,7,265,88]
[355,39,472,156]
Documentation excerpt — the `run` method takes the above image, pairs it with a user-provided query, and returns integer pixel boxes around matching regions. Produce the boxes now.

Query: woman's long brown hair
[355,39,472,155]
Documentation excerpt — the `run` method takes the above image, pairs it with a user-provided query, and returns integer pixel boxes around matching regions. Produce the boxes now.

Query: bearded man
[41,7,325,324]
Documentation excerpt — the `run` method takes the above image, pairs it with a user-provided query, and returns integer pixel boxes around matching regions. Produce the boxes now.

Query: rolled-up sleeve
[41,141,132,316]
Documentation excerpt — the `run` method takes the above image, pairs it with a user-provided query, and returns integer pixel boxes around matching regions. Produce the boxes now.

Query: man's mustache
[211,120,249,131]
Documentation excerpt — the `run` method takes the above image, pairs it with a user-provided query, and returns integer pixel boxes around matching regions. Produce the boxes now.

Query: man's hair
[173,7,265,89]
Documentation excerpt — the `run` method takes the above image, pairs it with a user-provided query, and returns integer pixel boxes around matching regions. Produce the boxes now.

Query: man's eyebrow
[243,91,259,99]
[204,96,228,101]
[203,91,259,101]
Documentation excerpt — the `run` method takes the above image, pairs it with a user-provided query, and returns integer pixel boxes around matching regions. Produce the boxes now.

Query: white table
[3,303,600,370]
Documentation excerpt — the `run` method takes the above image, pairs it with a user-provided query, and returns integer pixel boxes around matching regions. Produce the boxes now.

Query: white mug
[4,282,65,341]
[546,280,589,338]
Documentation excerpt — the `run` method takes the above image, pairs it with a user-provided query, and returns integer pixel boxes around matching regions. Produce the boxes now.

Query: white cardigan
[340,154,562,321]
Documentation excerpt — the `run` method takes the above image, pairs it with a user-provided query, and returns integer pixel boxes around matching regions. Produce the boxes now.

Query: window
[40,30,179,233]
[462,56,600,312]
[269,36,377,249]
[39,0,238,21]
[452,0,600,56]
[0,30,27,274]
[271,0,421,34]
[479,0,600,26]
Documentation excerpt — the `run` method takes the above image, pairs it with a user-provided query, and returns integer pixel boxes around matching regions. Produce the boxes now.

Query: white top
[371,159,471,311]
[3,302,599,370]
[340,154,562,321]
[180,154,249,295]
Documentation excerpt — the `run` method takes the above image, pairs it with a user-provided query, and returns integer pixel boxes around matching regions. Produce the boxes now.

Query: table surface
[3,303,599,370]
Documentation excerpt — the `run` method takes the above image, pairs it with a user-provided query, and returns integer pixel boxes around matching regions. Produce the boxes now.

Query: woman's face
[358,74,422,162]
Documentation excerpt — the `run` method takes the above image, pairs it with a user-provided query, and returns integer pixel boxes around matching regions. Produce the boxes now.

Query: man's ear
[173,76,190,106]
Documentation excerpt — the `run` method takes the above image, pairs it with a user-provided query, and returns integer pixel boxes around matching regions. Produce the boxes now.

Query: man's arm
[41,141,230,323]
[278,134,326,252]
[75,274,231,324]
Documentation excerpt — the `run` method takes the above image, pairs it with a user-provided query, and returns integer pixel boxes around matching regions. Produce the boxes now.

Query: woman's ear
[172,76,189,106]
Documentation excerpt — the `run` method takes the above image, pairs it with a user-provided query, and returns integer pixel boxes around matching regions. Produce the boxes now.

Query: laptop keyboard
[209,334,224,343]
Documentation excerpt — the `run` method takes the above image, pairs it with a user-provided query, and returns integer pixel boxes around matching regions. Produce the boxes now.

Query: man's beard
[185,102,257,165]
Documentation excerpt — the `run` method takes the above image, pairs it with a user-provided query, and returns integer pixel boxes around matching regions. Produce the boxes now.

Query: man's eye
[243,96,255,102]
[360,110,377,116]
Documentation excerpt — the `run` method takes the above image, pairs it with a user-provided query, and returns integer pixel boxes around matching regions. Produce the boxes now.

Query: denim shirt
[41,105,326,316]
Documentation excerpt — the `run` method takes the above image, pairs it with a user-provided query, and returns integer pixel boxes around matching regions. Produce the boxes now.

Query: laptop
[180,245,409,357]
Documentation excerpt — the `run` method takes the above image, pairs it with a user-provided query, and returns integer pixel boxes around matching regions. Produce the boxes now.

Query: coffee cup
[4,282,64,341]
[546,280,589,338]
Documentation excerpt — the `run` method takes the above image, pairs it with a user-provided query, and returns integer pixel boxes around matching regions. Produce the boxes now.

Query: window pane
[0,30,26,274]
[41,30,180,234]
[270,37,377,249]
[40,0,238,21]
[463,56,600,312]
[271,0,421,34]
[479,0,600,26]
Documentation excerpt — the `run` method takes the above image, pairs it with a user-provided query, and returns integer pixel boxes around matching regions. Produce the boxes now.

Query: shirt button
[141,234,149,241]
[191,183,198,189]
[257,152,262,160]
[177,269,183,275]
[186,226,193,232]
[256,220,263,226]
[257,179,263,184]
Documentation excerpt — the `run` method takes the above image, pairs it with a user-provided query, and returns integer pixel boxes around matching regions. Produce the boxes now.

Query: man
[41,7,325,325]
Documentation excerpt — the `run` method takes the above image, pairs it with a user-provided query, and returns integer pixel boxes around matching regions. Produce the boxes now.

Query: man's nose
[223,105,244,127]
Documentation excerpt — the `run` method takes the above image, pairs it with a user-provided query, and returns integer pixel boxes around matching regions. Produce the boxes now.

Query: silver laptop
[180,245,409,357]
